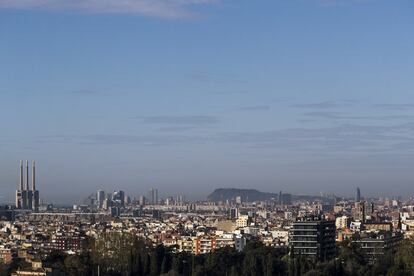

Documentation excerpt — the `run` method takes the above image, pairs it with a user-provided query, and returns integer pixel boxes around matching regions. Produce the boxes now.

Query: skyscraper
[356,187,361,202]
[138,195,146,206]
[112,190,125,207]
[149,188,159,205]
[97,190,106,209]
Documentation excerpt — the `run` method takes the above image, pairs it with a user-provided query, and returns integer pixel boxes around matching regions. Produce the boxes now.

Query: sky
[0,0,414,203]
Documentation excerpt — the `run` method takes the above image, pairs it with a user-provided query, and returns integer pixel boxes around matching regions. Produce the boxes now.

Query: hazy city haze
[1,0,414,203]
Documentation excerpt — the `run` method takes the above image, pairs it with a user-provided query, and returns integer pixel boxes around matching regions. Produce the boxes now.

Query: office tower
[97,190,106,209]
[102,198,111,210]
[356,187,361,202]
[290,215,336,261]
[149,188,158,205]
[112,190,125,207]
[125,195,131,205]
[109,206,120,217]
[139,195,146,206]
[176,195,184,205]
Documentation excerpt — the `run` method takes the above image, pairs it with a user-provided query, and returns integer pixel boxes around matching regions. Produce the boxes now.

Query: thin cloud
[0,0,217,18]
[218,123,414,153]
[292,100,354,109]
[136,115,219,126]
[37,134,206,146]
[237,105,271,111]
[303,111,414,121]
[303,111,365,120]
[37,122,414,153]
[373,104,414,111]
[157,126,197,132]
[314,0,372,7]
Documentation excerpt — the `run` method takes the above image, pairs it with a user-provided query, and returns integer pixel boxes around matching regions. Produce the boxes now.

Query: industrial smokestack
[19,160,24,190]
[25,160,29,191]
[32,161,36,191]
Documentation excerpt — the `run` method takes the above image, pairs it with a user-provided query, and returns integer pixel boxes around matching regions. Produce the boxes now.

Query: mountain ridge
[207,188,333,203]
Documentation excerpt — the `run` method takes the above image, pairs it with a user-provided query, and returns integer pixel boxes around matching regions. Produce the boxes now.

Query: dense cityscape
[0,161,413,275]
[2,1,413,275]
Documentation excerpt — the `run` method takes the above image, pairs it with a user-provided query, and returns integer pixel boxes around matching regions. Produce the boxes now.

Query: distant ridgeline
[207,188,334,203]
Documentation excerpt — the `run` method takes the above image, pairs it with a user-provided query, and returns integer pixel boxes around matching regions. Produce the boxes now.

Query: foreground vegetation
[3,233,414,275]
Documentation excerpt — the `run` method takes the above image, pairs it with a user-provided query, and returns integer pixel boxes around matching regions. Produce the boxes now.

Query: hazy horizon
[1,0,414,204]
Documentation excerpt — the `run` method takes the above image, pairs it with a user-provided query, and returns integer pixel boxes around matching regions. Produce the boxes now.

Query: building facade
[290,215,337,261]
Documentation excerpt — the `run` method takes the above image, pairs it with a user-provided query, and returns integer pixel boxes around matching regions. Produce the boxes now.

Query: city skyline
[1,1,414,203]
[2,160,407,205]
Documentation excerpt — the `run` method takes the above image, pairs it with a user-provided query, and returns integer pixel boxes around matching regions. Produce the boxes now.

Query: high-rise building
[124,195,131,205]
[112,190,125,207]
[356,187,361,202]
[149,188,158,205]
[96,190,106,209]
[176,195,185,205]
[102,198,111,210]
[138,195,146,206]
[15,160,40,211]
[290,215,336,261]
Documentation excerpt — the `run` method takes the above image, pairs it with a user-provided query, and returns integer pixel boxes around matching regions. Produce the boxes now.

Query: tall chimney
[32,161,36,191]
[19,160,24,190]
[25,160,29,191]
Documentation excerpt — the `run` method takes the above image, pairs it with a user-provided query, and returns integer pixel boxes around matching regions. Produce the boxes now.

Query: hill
[207,188,335,203]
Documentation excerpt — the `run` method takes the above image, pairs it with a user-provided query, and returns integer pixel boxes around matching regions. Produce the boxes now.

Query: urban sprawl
[0,162,412,275]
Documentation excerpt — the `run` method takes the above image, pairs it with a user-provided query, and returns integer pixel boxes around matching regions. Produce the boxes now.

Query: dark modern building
[112,190,125,207]
[290,215,336,261]
[0,206,15,221]
[229,208,239,219]
[356,187,361,202]
[355,231,403,263]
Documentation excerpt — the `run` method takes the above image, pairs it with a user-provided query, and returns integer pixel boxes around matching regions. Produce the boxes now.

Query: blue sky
[1,0,414,203]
